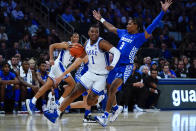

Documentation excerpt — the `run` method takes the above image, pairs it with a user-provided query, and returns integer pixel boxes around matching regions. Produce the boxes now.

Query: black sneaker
[83,114,96,123]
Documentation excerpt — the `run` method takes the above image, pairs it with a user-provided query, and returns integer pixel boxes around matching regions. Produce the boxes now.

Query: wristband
[100,18,105,23]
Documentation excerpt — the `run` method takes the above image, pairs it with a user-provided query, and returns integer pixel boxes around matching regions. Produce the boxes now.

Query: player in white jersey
[26,33,79,115]
[43,25,121,123]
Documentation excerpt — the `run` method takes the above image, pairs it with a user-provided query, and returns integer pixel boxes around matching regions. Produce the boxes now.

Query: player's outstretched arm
[49,42,69,65]
[54,54,87,86]
[145,0,173,39]
[93,10,118,34]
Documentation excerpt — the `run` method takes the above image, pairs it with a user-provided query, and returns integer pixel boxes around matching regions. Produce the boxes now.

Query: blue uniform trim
[91,88,104,96]
[78,79,89,90]
[97,38,104,53]
[60,50,65,62]
[82,91,88,96]
[59,62,65,72]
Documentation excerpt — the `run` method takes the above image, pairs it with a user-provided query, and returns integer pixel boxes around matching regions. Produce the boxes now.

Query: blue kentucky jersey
[0,70,16,80]
[116,29,147,65]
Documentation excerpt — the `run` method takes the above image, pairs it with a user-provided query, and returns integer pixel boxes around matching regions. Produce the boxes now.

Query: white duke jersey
[55,41,74,67]
[85,37,109,75]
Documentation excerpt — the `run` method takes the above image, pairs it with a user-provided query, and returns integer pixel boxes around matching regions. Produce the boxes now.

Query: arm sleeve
[117,29,127,38]
[109,47,121,67]
[146,10,165,34]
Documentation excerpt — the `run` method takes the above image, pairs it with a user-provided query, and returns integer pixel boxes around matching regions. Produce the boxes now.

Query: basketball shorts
[107,64,134,85]
[78,71,107,96]
[49,61,71,80]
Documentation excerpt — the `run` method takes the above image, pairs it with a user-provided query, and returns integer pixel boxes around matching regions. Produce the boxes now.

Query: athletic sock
[32,97,37,104]
[112,104,118,111]
[104,111,109,118]
[58,97,64,105]
[84,110,91,117]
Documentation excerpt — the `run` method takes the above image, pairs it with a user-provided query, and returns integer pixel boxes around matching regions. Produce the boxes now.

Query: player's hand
[49,59,54,65]
[161,0,173,12]
[92,10,102,21]
[106,66,114,71]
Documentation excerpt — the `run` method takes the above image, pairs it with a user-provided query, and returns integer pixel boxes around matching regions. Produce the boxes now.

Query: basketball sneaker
[133,104,144,112]
[26,99,36,115]
[83,114,96,123]
[44,109,59,123]
[95,114,108,127]
[109,105,123,122]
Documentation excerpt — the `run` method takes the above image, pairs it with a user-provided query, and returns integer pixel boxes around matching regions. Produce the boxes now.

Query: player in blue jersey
[93,0,173,126]
[0,62,19,113]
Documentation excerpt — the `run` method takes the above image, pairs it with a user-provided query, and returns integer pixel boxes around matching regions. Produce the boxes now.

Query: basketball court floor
[0,110,195,131]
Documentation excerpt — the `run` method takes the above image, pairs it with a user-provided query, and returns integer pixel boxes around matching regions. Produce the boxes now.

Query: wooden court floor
[0,111,195,131]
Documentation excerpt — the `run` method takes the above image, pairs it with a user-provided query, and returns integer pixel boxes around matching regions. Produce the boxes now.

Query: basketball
[69,43,85,58]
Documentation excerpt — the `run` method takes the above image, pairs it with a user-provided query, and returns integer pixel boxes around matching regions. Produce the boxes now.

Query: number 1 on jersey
[91,56,95,64]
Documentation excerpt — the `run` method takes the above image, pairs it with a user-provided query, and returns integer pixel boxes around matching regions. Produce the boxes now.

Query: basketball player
[92,0,173,126]
[44,25,121,123]
[26,33,79,114]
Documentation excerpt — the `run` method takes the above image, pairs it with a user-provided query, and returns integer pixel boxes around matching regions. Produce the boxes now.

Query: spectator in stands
[0,55,4,70]
[19,33,31,50]
[26,20,39,37]
[15,53,22,67]
[139,56,151,73]
[50,29,60,43]
[15,59,39,112]
[9,42,20,57]
[62,6,75,23]
[122,63,144,112]
[175,60,188,78]
[159,64,176,78]
[151,61,158,70]
[182,55,190,71]
[8,56,19,73]
[0,42,9,59]
[28,58,37,72]
[145,69,160,109]
[11,5,24,20]
[160,43,172,60]
[188,58,196,78]
[0,62,19,113]
[157,58,166,72]
[0,26,8,42]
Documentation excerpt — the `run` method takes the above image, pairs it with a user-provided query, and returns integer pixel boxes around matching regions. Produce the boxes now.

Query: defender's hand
[106,66,114,71]
[161,0,173,12]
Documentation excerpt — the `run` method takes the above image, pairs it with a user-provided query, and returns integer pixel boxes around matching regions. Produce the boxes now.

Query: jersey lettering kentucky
[116,29,147,65]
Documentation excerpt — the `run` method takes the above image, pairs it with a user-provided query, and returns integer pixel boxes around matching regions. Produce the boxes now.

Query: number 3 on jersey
[91,56,95,64]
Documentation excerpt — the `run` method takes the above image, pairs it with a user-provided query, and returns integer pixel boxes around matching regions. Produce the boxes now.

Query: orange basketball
[69,43,85,58]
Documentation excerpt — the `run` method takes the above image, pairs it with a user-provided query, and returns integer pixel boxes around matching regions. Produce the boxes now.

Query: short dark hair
[129,17,144,33]
[37,60,46,67]
[90,24,100,29]
[2,62,10,68]
[151,69,158,73]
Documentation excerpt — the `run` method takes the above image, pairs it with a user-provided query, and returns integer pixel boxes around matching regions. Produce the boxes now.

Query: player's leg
[95,78,123,126]
[26,77,53,114]
[58,75,76,105]
[0,84,6,113]
[44,82,86,123]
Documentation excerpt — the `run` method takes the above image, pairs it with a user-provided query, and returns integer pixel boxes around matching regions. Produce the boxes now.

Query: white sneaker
[109,105,123,122]
[133,104,144,112]
[123,105,128,113]
[47,92,57,113]
[95,114,108,127]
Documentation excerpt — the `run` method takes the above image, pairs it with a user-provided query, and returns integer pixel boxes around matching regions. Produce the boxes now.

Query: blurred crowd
[0,0,195,113]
